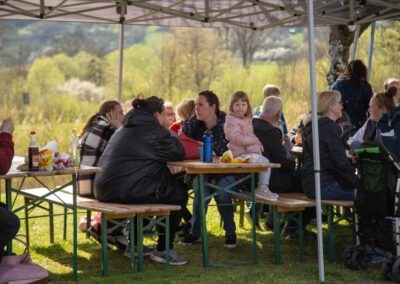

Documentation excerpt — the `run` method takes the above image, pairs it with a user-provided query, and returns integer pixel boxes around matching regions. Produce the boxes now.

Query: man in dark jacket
[253,96,296,194]
[253,96,313,237]
[95,96,188,265]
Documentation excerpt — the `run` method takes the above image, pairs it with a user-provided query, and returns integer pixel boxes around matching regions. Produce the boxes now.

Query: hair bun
[132,98,147,109]
[387,86,397,98]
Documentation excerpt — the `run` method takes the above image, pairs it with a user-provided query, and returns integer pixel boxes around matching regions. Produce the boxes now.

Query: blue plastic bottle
[202,129,213,162]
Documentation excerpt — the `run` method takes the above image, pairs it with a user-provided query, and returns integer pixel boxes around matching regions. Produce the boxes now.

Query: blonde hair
[228,91,253,118]
[262,84,281,98]
[261,96,282,117]
[176,99,195,121]
[317,91,341,116]
[384,78,400,90]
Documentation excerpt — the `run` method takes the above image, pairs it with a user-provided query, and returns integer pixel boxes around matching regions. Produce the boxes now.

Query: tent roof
[0,0,399,29]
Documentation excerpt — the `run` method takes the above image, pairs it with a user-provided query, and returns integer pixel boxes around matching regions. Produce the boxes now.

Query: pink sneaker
[255,186,279,201]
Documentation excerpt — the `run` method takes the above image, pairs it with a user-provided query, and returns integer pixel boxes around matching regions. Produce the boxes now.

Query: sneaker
[150,249,188,265]
[255,186,279,201]
[179,234,199,245]
[224,234,237,248]
[371,253,385,264]
[124,245,154,258]
[177,222,192,238]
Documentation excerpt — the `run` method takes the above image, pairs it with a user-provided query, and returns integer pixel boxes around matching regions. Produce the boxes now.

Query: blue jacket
[331,76,373,129]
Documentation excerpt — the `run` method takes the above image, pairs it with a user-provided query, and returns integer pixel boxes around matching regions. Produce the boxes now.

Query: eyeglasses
[166,113,176,117]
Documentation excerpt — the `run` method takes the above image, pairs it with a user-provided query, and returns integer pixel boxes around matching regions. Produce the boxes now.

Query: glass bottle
[28,131,39,171]
[70,130,81,169]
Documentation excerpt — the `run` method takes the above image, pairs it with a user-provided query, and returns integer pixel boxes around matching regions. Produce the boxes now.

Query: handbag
[177,133,203,159]
[0,237,48,284]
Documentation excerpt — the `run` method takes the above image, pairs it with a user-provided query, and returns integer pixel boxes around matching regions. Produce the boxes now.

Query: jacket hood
[123,109,158,127]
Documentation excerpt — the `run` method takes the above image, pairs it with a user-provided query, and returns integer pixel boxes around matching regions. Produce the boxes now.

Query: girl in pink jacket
[224,91,278,201]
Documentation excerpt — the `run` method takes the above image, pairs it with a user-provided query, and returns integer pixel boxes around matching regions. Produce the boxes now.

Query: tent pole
[350,25,360,61]
[367,22,376,81]
[306,0,325,282]
[117,23,125,102]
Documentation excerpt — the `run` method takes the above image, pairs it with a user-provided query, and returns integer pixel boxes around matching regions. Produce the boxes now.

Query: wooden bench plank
[280,192,354,207]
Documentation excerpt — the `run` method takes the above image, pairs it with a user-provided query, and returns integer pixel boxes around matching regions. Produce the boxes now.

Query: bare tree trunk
[327,24,369,86]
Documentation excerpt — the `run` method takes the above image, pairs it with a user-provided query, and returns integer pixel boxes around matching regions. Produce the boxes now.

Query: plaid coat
[78,115,117,196]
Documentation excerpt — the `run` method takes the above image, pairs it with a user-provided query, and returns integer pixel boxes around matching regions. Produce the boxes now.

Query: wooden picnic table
[1,157,102,281]
[168,159,280,267]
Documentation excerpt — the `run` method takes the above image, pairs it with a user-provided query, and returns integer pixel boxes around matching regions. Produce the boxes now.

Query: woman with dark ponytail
[94,95,188,265]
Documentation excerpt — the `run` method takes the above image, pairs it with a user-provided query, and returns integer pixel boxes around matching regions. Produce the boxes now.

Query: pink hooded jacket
[224,112,263,157]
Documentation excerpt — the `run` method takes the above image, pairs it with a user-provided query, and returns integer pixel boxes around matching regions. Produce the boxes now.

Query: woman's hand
[106,111,123,129]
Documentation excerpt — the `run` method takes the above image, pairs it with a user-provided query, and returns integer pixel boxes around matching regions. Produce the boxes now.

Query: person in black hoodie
[302,91,356,200]
[94,96,188,265]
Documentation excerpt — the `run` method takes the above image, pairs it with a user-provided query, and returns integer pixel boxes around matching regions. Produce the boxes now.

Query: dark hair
[374,86,397,112]
[345,59,368,83]
[229,91,253,118]
[198,90,220,115]
[81,100,120,137]
[131,95,164,115]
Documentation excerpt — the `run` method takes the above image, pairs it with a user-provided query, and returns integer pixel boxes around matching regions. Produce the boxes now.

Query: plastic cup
[198,146,204,162]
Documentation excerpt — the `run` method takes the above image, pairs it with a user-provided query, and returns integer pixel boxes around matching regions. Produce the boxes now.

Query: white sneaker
[255,186,279,201]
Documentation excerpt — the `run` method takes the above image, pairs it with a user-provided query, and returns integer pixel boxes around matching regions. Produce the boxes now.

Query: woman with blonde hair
[302,91,356,200]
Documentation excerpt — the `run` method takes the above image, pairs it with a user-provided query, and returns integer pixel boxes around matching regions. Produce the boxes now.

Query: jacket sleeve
[224,117,259,147]
[259,128,294,172]
[152,129,185,162]
[0,133,14,175]
[327,125,357,186]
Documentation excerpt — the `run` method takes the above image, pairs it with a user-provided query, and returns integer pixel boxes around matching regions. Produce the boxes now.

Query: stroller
[342,128,400,282]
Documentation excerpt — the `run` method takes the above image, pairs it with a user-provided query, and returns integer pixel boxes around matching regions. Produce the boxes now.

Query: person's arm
[153,128,185,161]
[224,117,259,147]
[260,128,294,172]
[0,132,14,175]
[327,125,357,185]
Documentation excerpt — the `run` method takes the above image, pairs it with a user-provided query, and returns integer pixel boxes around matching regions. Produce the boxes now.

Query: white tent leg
[367,22,376,81]
[117,23,125,102]
[306,0,325,282]
[350,25,360,61]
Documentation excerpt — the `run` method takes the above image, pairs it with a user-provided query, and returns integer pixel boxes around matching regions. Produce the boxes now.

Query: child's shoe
[255,186,279,201]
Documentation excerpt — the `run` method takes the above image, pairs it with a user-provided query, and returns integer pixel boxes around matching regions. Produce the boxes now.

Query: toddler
[224,91,279,201]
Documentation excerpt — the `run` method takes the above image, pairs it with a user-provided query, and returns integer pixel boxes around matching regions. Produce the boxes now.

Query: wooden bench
[19,187,181,275]
[280,192,354,263]
[233,192,315,264]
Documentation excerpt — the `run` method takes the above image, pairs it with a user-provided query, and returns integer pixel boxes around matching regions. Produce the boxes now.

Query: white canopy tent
[1,1,399,283]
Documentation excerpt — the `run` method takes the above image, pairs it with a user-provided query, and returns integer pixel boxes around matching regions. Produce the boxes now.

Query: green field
[0,189,384,284]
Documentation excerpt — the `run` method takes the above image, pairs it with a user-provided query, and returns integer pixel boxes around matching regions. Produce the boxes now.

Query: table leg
[137,215,144,272]
[129,217,135,272]
[251,173,257,264]
[327,205,334,263]
[198,174,209,267]
[72,174,78,281]
[5,179,12,255]
[273,206,281,264]
[101,213,108,276]
[298,212,304,262]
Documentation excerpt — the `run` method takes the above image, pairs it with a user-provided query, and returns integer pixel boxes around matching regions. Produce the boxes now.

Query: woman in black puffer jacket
[302,91,356,200]
[95,96,188,265]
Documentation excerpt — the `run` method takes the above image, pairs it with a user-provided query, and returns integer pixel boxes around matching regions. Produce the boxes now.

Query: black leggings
[0,204,20,262]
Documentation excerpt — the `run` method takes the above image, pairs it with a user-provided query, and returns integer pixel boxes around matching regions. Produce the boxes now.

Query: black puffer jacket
[253,118,296,193]
[302,116,356,197]
[94,109,185,203]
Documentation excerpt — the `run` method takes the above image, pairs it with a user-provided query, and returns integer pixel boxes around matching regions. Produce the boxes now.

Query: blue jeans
[191,175,237,238]
[320,181,355,200]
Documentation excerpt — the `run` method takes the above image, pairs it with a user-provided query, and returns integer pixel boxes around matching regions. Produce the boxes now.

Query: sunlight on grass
[1,190,384,283]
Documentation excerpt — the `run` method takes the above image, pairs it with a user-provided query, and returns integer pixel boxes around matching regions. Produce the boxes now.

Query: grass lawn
[2,188,384,284]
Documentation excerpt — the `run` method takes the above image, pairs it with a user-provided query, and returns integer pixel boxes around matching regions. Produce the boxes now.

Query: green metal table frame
[2,166,101,281]
[197,173,257,267]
